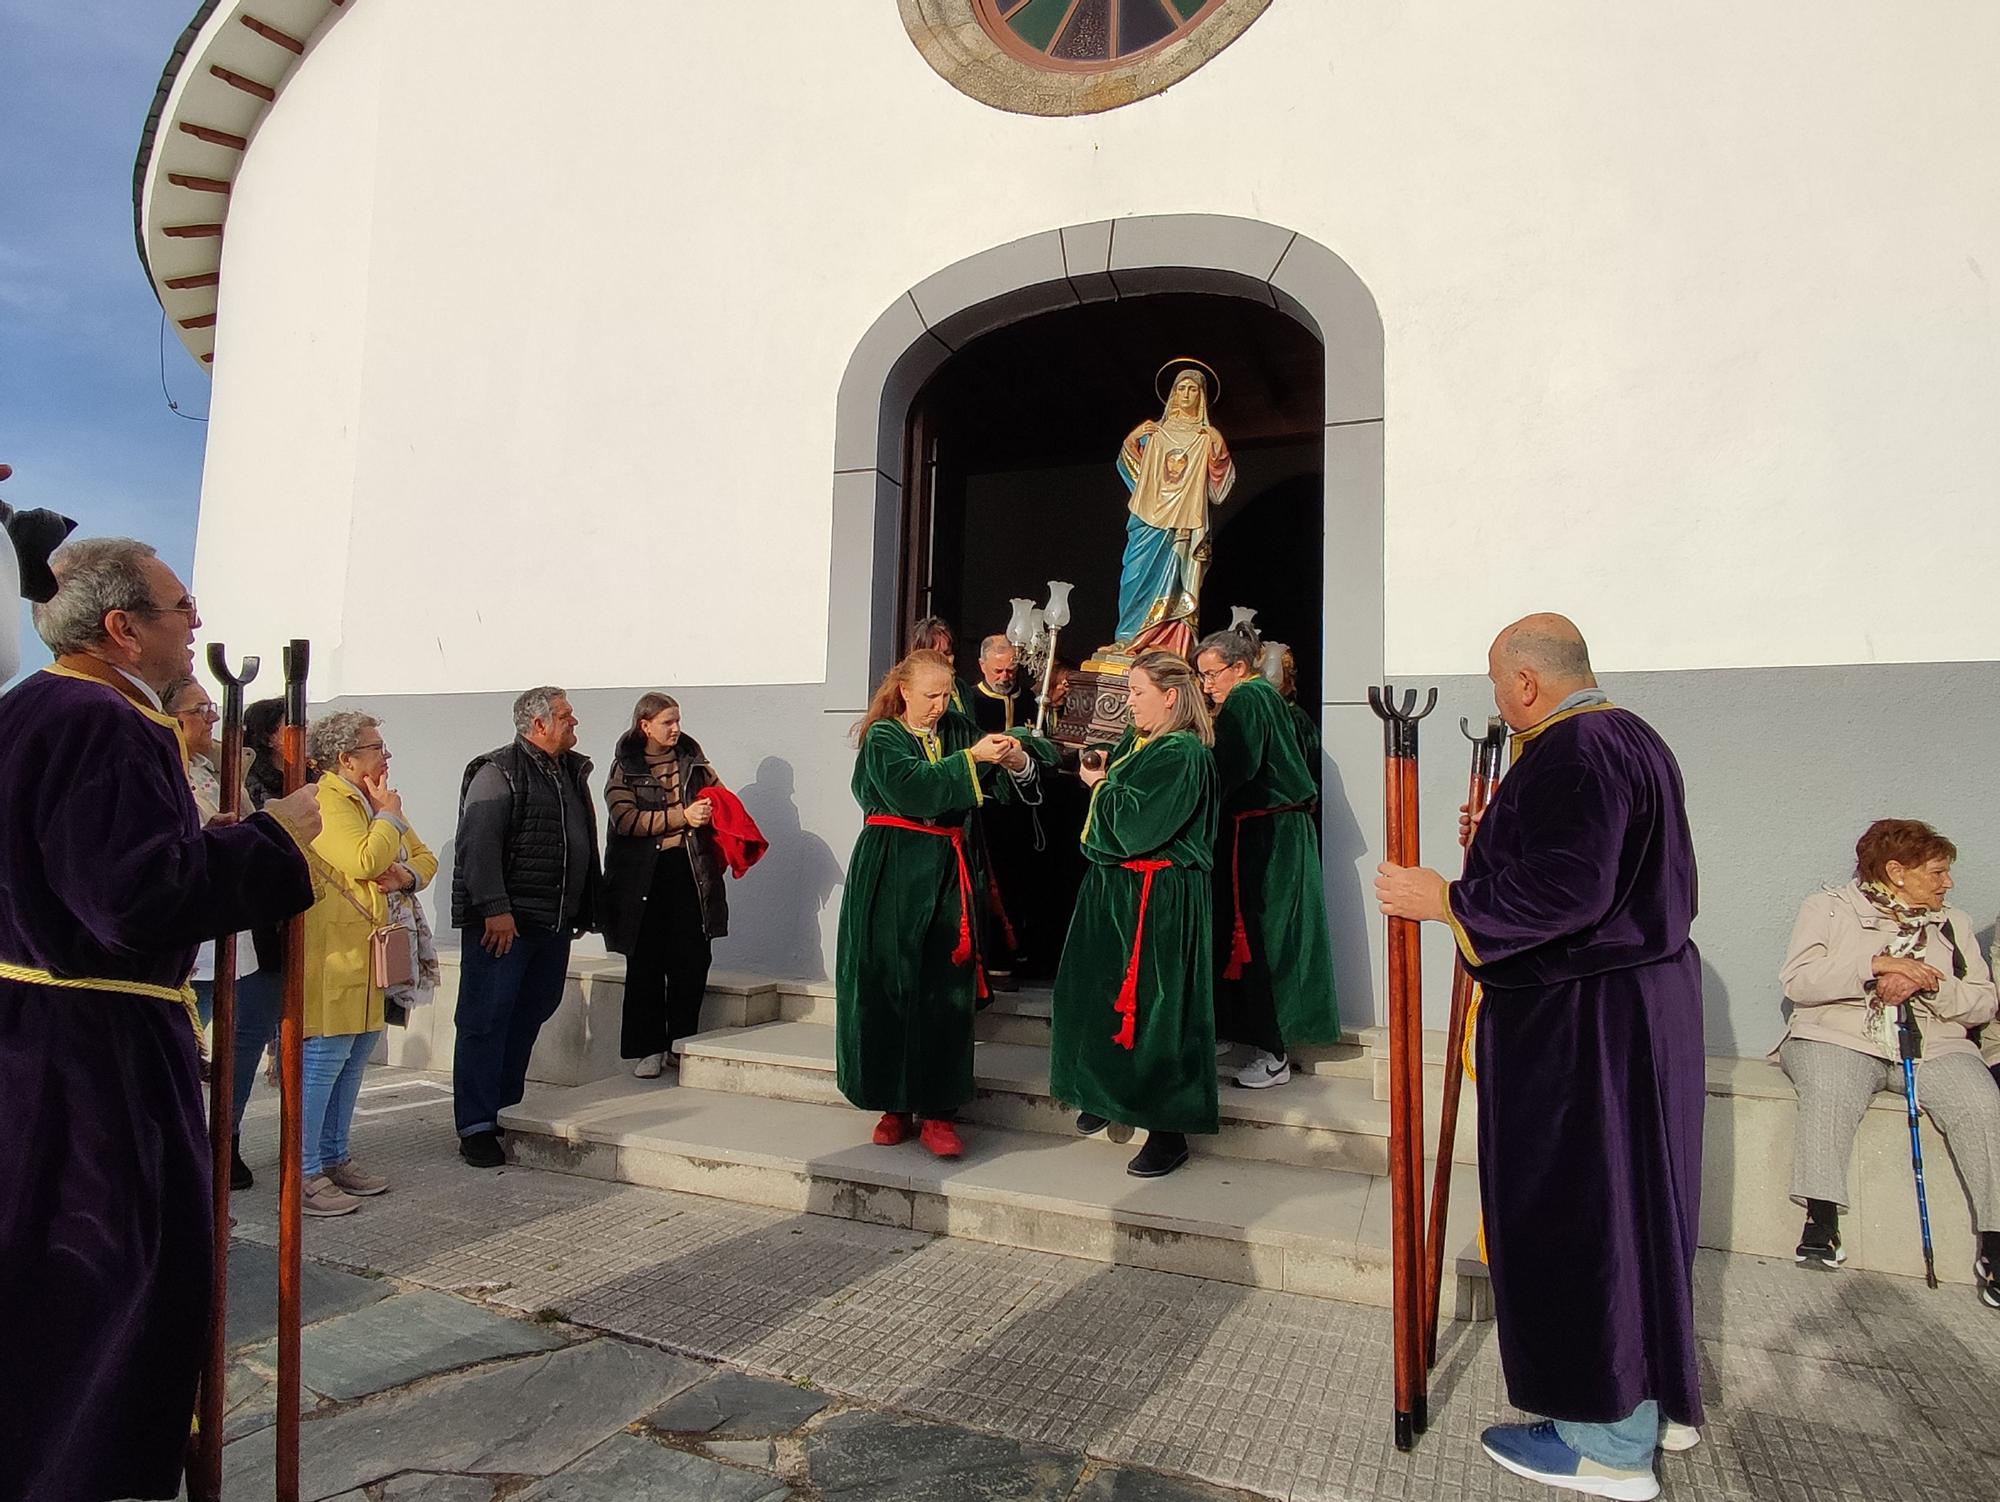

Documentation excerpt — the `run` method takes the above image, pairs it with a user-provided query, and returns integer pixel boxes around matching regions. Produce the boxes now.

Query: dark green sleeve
[1084,734,1209,861]
[861,722,992,819]
[1210,688,1269,803]
[1009,729,1062,768]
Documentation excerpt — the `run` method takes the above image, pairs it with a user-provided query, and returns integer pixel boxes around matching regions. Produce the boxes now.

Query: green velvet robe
[1211,675,1341,1049]
[835,718,1001,1115]
[1050,726,1220,1133]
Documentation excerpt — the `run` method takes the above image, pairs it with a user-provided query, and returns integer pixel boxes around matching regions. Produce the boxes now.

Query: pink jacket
[1778,881,1997,1064]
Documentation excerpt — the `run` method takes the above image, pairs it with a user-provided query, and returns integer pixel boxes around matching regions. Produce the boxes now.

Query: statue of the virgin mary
[1112,360,1235,658]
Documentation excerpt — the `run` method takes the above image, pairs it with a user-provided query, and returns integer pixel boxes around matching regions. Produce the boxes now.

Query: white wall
[196,1,2000,696]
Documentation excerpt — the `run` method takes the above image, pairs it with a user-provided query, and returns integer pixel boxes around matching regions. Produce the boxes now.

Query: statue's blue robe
[0,666,312,1501]
[1446,703,1705,1428]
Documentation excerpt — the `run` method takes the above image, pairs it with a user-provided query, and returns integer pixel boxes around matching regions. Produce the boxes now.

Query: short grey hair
[161,673,206,713]
[979,634,1014,661]
[31,538,160,656]
[1194,630,1258,671]
[308,710,381,769]
[513,686,568,736]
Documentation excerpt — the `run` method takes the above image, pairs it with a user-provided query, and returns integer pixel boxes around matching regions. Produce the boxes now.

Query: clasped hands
[1872,953,1945,1009]
[968,732,1029,774]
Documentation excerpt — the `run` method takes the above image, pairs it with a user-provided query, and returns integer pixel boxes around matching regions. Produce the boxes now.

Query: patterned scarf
[1859,879,1940,1049]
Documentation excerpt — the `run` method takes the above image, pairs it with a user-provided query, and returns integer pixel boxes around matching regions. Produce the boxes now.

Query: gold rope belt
[0,961,202,1046]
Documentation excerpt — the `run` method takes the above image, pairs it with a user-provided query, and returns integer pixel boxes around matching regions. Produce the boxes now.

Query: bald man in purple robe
[1376,615,1703,1502]
[0,538,320,1501]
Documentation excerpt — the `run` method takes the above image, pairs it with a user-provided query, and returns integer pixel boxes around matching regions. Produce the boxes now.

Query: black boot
[459,1130,505,1169]
[1795,1198,1844,1269]
[229,1133,254,1191]
[1977,1231,2000,1309]
[1127,1131,1189,1178]
[1075,1112,1109,1137]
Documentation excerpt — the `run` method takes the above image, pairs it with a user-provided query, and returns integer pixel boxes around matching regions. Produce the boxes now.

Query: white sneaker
[1234,1050,1291,1089]
[1215,1041,1233,1058]
[1659,1421,1701,1453]
[632,1052,665,1079]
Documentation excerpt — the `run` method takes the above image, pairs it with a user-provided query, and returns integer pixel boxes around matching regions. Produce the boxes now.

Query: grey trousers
[1780,1038,2000,1230]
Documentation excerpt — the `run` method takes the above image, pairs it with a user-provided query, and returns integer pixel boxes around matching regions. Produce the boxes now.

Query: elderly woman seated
[1778,818,2000,1306]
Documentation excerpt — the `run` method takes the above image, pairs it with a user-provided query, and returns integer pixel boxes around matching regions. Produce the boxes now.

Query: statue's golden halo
[1154,357,1221,408]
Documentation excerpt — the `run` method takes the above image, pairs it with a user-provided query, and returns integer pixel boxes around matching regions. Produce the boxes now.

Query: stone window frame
[900,0,1272,116]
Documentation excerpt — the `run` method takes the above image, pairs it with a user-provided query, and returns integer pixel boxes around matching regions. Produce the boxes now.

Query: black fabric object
[0,497,77,603]
[450,738,602,933]
[600,730,728,955]
[618,855,714,1059]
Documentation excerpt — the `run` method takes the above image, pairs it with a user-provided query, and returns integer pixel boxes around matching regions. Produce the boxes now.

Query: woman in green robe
[1050,651,1220,1178]
[1196,631,1341,1091]
[835,649,1022,1158]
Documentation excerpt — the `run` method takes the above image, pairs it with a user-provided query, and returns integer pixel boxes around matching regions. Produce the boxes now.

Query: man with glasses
[1194,628,1341,1089]
[0,536,322,1501]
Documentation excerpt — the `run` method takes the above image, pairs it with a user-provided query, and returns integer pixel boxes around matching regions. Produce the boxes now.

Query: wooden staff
[1422,715,1506,1368]
[1368,683,1436,1454]
[276,640,309,1502]
[191,647,259,1502]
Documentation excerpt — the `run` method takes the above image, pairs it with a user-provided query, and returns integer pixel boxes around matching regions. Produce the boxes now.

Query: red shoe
[872,1112,913,1146]
[919,1119,964,1158]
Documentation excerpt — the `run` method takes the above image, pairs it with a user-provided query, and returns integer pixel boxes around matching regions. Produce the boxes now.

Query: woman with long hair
[1050,650,1220,1178]
[835,648,1022,1157]
[602,692,728,1077]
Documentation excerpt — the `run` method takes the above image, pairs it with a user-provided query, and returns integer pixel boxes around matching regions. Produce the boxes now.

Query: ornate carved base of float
[1059,649,1135,748]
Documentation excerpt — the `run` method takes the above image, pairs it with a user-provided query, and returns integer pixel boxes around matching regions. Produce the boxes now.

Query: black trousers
[620,853,714,1059]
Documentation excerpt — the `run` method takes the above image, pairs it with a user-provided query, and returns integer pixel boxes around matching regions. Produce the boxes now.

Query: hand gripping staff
[1896,1002,1941,1290]
[1422,716,1506,1369]
[1367,684,1437,1453]
[277,640,310,1502]
[190,647,258,1502]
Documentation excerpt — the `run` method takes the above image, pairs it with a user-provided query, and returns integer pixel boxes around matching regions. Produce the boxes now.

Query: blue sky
[3,1,210,678]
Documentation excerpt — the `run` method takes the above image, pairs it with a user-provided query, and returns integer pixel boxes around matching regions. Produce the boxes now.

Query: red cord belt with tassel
[865,815,988,1000]
[1112,857,1175,1050]
[1221,802,1316,981]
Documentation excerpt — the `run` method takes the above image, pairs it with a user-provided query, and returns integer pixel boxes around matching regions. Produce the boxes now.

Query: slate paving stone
[221,1337,708,1499]
[648,1370,831,1438]
[380,1475,502,1501]
[704,1437,780,1469]
[807,1409,1085,1500]
[245,1288,566,1400]
[515,1432,796,1500]
[1077,1465,1254,1501]
[226,1238,390,1348]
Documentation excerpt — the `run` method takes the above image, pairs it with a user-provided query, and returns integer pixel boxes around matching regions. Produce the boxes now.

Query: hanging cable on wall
[158,310,209,423]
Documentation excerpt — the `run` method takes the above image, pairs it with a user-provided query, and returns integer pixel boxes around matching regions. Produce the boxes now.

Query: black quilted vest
[449,740,600,933]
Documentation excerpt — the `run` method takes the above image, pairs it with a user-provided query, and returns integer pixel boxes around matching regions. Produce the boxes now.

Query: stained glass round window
[976,0,1227,71]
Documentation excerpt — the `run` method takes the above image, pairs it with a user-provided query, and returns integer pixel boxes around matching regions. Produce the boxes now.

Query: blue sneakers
[1480,1421,1660,1500]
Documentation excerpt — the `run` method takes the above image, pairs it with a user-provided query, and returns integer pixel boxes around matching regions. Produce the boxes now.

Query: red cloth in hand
[699,784,768,877]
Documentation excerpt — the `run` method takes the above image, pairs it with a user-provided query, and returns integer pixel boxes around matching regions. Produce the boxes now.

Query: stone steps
[500,1073,1491,1316]
[672,1019,1479,1177]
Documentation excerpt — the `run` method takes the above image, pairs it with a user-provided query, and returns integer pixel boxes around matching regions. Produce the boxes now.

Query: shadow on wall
[1317,741,1375,1035]
[717,756,841,982]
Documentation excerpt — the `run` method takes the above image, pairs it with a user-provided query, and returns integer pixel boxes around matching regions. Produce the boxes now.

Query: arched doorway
[900,292,1327,709]
[824,216,1384,1031]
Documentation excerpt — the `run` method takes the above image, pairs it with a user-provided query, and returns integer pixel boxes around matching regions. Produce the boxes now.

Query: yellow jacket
[303,776,438,1038]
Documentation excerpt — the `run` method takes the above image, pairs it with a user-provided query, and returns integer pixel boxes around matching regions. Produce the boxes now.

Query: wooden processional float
[190,639,310,1502]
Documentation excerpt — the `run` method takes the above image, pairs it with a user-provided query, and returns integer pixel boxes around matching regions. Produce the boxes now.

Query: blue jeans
[1556,1400,1659,1471]
[193,970,285,1134]
[302,1030,380,1176]
[453,926,572,1137]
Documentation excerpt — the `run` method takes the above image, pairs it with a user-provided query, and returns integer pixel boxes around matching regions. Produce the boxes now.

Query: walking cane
[1422,716,1505,1368]
[1896,1002,1941,1289]
[192,647,259,1502]
[277,640,309,1502]
[1368,684,1436,1453]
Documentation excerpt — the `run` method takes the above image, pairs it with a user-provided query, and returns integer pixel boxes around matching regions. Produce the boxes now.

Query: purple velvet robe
[1445,703,1704,1427]
[0,667,312,1502]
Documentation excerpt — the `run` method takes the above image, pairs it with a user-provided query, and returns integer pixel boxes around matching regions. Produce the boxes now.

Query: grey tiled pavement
[217,1068,2000,1500]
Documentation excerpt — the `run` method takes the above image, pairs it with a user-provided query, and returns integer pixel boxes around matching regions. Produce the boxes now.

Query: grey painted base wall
[329,658,2000,1060]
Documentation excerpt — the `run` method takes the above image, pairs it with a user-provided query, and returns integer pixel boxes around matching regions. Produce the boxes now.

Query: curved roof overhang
[133,0,351,367]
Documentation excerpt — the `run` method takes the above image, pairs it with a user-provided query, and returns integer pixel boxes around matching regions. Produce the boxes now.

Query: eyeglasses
[1196,668,1227,683]
[174,703,220,721]
[130,596,200,625]
[348,742,387,756]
